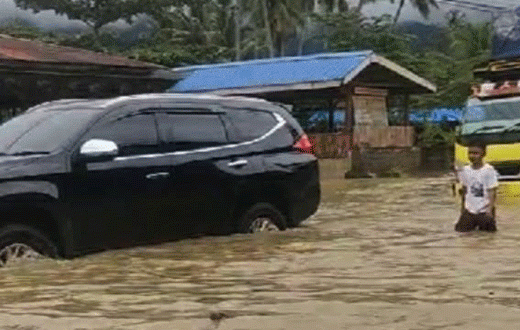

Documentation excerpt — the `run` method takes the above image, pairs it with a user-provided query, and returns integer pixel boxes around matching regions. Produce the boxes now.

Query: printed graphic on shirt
[460,164,498,214]
[470,182,484,197]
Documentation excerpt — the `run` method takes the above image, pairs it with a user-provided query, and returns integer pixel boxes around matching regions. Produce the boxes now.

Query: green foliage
[390,0,438,23]
[238,0,304,58]
[128,43,234,67]
[5,0,494,110]
[0,18,58,42]
[126,0,236,66]
[59,32,120,52]
[318,13,415,55]
[321,11,492,109]
[416,122,456,147]
[14,0,161,30]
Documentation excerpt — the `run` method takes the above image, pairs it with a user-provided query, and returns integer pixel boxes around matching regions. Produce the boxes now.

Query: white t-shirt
[459,164,499,214]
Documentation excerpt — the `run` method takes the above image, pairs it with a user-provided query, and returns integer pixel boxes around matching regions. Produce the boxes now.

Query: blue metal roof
[169,51,373,93]
[409,108,462,124]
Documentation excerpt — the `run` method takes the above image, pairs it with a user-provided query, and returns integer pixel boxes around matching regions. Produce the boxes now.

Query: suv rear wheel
[0,225,58,267]
[238,203,287,233]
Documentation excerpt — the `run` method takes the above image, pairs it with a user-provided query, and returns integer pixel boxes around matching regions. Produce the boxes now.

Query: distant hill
[0,14,157,49]
[398,21,450,52]
[108,16,157,48]
[0,15,458,55]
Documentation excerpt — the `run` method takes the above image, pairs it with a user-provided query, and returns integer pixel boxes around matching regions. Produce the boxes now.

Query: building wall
[355,146,422,175]
[353,95,388,126]
[318,147,422,179]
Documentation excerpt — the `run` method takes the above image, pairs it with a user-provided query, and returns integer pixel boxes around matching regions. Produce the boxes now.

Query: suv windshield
[0,109,102,155]
[463,97,520,123]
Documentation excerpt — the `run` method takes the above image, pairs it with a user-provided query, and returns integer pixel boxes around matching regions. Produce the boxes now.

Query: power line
[437,0,510,19]
[438,2,496,15]
[440,0,507,11]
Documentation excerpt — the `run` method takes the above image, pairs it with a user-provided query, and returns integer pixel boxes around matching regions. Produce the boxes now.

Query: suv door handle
[228,159,248,168]
[146,172,170,180]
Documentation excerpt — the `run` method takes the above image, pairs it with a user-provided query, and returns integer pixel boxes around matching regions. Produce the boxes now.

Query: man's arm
[486,187,497,217]
[460,186,466,213]
[486,168,499,217]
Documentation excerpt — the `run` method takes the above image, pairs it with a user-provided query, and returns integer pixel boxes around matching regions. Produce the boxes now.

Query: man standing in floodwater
[455,142,499,232]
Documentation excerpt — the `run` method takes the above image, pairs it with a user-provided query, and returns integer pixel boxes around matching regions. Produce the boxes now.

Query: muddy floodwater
[1,176,520,330]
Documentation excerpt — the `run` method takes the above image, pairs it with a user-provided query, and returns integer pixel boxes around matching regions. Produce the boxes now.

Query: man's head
[467,141,486,166]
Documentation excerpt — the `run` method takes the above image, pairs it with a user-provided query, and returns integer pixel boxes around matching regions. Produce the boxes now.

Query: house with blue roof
[169,51,437,175]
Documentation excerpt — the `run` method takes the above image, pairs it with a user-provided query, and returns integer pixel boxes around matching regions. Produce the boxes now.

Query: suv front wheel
[0,225,58,267]
[238,203,287,234]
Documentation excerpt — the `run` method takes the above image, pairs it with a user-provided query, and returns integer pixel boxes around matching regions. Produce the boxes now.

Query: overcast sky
[352,0,519,24]
[0,0,86,30]
[1,0,519,31]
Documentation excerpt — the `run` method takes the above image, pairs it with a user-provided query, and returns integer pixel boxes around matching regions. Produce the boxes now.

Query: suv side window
[83,113,159,156]
[156,112,228,152]
[224,108,277,142]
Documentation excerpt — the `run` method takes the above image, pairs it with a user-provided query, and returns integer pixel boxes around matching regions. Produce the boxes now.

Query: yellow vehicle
[454,93,520,199]
[453,8,520,200]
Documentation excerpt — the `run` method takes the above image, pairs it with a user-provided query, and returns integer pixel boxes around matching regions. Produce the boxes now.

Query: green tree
[321,10,492,109]
[129,0,236,66]
[240,0,303,58]
[14,0,163,42]
[390,20,492,108]
[319,12,414,56]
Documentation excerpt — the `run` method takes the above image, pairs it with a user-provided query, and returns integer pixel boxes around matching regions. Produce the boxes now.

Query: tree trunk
[356,0,372,11]
[233,0,240,61]
[313,0,320,13]
[93,26,103,51]
[261,0,275,57]
[393,0,406,24]
[297,26,305,56]
[333,0,339,13]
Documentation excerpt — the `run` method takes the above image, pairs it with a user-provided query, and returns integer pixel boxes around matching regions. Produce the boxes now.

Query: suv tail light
[293,134,313,154]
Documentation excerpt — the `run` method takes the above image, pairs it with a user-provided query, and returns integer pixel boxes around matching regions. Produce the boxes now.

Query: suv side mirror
[79,139,119,161]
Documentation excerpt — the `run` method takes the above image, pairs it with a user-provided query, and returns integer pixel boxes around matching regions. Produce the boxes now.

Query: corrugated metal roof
[170,51,373,93]
[0,34,161,69]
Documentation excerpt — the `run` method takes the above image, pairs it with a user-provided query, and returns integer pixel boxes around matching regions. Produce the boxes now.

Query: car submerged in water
[0,93,320,266]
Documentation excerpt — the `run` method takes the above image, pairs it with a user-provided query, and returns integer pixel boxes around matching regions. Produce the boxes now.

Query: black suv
[0,93,320,266]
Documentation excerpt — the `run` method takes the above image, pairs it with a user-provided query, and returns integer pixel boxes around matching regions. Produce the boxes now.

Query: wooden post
[404,93,410,127]
[343,84,368,178]
[344,85,355,150]
[328,99,335,133]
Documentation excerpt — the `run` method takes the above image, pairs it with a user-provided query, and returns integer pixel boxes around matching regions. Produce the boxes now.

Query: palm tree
[436,20,493,106]
[391,0,438,24]
[240,0,303,58]
[270,0,305,56]
[238,0,274,58]
[449,19,492,60]
[296,0,353,55]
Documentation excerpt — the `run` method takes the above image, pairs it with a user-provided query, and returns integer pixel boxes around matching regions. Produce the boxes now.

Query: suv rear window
[156,113,228,151]
[224,109,277,142]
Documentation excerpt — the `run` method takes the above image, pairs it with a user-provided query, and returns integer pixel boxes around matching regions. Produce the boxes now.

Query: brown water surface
[0,176,519,329]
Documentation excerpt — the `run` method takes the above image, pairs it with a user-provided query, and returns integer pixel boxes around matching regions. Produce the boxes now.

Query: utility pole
[232,0,240,61]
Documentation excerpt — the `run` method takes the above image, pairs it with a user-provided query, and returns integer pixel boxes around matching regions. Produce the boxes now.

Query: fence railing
[308,126,415,158]
[354,126,415,148]
[308,133,350,159]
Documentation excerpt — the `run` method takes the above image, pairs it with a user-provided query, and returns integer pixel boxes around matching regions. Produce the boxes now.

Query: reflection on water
[1,176,520,329]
